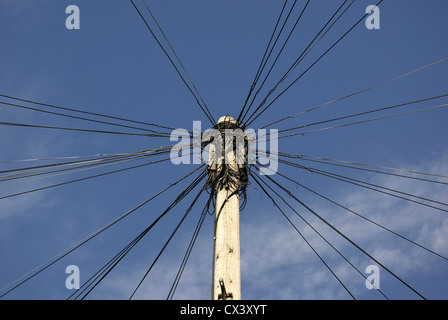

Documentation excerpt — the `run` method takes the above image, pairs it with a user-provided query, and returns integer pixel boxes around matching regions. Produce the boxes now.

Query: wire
[129,0,215,125]
[0,165,205,298]
[167,194,212,300]
[260,170,427,300]
[0,154,153,187]
[267,166,448,262]
[0,152,148,164]
[0,157,169,201]
[140,0,214,125]
[242,0,353,126]
[249,168,356,299]
[254,149,448,180]
[295,154,448,179]
[0,120,167,137]
[70,169,207,300]
[280,103,448,138]
[260,57,448,129]
[276,151,448,186]
[277,93,448,134]
[256,103,448,142]
[0,146,178,184]
[252,165,391,298]
[0,93,174,131]
[76,169,208,299]
[129,182,205,299]
[277,158,448,213]
[67,166,206,301]
[0,150,152,179]
[245,0,384,127]
[240,0,312,124]
[0,145,183,188]
[238,0,289,123]
[0,100,170,135]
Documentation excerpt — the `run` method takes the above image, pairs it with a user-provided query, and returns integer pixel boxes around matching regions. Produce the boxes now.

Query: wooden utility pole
[211,116,241,300]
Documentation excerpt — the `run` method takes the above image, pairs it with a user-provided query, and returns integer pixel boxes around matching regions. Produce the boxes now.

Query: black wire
[129,181,206,299]
[70,236,139,300]
[0,165,205,299]
[68,166,206,300]
[0,120,167,137]
[260,170,427,300]
[0,144,180,176]
[277,93,448,135]
[286,103,448,137]
[0,100,170,135]
[74,170,207,300]
[277,158,448,213]
[271,168,448,262]
[276,150,448,187]
[167,193,212,300]
[237,0,289,123]
[0,144,192,197]
[259,57,448,130]
[0,158,170,201]
[311,166,448,212]
[245,0,384,127]
[242,0,353,126]
[249,168,356,300]
[0,154,152,185]
[77,169,208,299]
[0,153,122,164]
[0,151,159,182]
[274,0,352,99]
[296,154,448,179]
[0,152,138,176]
[240,0,308,123]
[140,0,214,126]
[0,93,174,131]
[257,103,448,141]
[252,165,390,298]
[129,0,215,126]
[0,142,196,199]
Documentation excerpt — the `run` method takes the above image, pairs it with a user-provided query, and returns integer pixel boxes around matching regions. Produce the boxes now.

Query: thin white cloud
[239,153,448,299]
[34,153,448,300]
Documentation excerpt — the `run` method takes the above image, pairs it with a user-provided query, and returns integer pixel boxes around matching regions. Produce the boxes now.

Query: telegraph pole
[209,115,243,300]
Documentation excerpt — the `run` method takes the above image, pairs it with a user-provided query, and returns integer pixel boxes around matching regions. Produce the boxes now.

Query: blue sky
[0,0,447,300]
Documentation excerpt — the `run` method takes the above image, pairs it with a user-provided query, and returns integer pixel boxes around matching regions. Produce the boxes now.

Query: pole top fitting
[218,115,237,125]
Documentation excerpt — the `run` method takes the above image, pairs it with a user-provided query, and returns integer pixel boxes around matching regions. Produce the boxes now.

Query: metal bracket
[218,278,233,300]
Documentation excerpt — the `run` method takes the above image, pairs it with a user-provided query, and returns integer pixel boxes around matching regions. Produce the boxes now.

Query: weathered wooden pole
[210,115,241,300]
